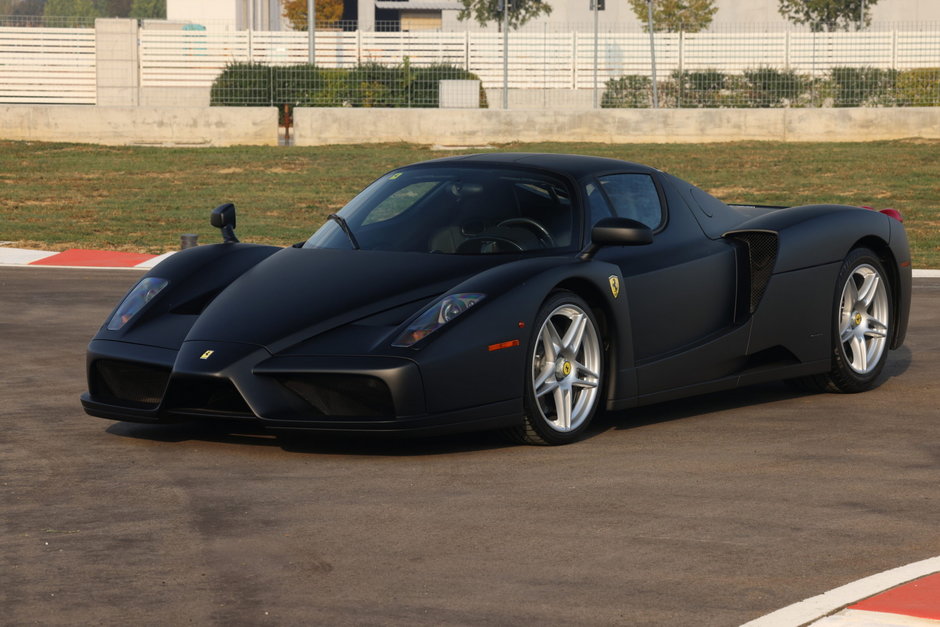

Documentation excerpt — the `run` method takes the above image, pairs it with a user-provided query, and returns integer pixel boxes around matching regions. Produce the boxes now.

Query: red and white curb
[1,247,939,275]
[0,247,172,269]
[743,556,940,627]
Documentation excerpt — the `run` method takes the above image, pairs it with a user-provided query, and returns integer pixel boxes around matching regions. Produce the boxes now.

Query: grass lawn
[0,139,937,267]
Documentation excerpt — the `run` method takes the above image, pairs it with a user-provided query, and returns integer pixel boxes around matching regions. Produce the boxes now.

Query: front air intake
[93,359,170,409]
[278,375,393,418]
[164,377,254,417]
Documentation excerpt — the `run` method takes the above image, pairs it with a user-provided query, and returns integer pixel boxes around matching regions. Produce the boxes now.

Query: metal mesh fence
[2,18,939,109]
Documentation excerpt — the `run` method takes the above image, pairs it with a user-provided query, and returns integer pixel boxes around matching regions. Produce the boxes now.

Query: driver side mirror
[210,203,239,244]
[579,217,653,260]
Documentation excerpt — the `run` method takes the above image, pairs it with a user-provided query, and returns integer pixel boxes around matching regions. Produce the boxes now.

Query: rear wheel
[509,292,603,445]
[796,248,892,393]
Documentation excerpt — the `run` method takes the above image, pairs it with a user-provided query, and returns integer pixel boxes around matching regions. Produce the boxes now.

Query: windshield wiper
[327,213,360,250]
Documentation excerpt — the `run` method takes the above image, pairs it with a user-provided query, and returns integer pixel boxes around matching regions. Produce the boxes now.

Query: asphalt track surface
[2,266,938,626]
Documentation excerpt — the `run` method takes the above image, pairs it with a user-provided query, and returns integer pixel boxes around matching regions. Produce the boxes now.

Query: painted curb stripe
[811,608,940,626]
[741,557,940,627]
[850,573,940,620]
[29,248,156,268]
[0,248,58,264]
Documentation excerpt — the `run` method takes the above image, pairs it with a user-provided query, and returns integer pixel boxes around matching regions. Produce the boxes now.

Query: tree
[3,0,46,14]
[129,0,164,19]
[43,0,103,18]
[777,0,880,32]
[627,0,717,33]
[282,0,343,30]
[457,0,552,31]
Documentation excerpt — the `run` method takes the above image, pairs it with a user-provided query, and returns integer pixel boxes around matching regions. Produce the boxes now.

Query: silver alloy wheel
[838,263,890,374]
[531,303,601,432]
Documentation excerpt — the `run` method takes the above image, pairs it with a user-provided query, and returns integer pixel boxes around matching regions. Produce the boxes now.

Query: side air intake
[724,230,779,316]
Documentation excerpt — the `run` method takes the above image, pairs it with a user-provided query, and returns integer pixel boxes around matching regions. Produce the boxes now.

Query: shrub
[210,62,488,118]
[830,67,899,107]
[600,75,652,108]
[743,67,806,107]
[896,68,940,106]
[672,70,728,108]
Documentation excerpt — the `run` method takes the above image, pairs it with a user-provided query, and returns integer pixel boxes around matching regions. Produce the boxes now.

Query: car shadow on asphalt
[104,346,912,455]
[598,344,912,433]
[105,420,517,456]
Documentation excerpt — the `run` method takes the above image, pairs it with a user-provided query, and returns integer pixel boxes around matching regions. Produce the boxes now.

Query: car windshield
[303,166,578,254]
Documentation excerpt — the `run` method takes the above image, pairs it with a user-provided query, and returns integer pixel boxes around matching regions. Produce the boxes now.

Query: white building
[168,0,940,31]
[167,0,287,30]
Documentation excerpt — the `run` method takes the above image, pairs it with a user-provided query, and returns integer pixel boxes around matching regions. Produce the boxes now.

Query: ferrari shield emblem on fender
[608,275,620,299]
[200,350,214,360]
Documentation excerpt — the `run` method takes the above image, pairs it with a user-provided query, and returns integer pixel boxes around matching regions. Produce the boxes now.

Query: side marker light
[488,339,520,352]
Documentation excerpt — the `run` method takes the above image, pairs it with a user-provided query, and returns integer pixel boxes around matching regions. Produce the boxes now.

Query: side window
[585,181,613,227]
[597,174,663,229]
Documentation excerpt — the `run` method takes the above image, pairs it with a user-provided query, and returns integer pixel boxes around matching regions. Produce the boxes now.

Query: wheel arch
[552,277,621,406]
[849,235,904,349]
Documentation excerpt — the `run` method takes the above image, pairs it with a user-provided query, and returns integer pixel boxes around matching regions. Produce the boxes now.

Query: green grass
[0,140,937,267]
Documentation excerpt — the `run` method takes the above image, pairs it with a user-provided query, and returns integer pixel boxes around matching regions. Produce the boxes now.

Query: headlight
[107,277,168,331]
[392,293,485,347]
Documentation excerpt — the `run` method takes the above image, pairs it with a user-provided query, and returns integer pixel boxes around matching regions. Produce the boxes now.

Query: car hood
[185,247,506,352]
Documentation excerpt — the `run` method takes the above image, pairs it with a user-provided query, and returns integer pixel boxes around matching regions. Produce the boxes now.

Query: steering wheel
[497,218,555,248]
[456,235,525,254]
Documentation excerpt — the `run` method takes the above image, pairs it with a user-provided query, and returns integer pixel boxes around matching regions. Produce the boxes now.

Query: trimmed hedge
[896,67,940,106]
[210,61,488,120]
[601,66,940,108]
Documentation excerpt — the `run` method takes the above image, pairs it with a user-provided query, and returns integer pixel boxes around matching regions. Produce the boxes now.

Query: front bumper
[82,339,521,435]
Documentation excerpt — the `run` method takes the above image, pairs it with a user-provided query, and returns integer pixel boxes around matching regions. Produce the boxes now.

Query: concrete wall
[293,107,940,146]
[0,106,278,146]
[0,105,937,147]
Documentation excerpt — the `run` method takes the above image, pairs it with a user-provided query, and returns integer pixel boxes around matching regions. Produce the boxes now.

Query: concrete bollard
[180,233,199,249]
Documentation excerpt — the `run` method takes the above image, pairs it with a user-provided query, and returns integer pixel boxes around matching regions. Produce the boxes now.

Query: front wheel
[796,248,892,393]
[510,292,603,445]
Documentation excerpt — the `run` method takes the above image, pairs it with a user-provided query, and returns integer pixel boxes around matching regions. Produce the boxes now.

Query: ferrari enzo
[82,154,911,445]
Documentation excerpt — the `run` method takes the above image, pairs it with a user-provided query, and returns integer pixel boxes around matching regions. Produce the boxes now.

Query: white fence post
[96,18,139,106]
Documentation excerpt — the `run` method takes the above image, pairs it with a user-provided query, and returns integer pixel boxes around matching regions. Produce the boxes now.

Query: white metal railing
[1,24,938,104]
[137,27,940,90]
[0,27,95,104]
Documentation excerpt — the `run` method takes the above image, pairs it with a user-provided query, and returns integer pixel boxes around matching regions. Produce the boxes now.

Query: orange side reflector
[488,339,520,352]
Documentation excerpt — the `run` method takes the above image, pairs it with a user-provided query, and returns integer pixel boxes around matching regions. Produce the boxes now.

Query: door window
[596,174,663,229]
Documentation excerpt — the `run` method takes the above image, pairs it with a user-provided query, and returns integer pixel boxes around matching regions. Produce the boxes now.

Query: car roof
[413,153,660,179]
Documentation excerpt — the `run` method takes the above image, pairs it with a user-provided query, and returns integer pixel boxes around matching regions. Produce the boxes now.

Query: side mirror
[580,217,653,260]
[210,203,239,244]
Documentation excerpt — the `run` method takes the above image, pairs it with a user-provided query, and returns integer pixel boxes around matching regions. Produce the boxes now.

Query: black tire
[794,247,892,394]
[507,291,604,445]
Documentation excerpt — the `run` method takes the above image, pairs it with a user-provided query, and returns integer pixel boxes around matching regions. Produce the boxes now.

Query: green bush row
[601,67,940,108]
[210,61,488,118]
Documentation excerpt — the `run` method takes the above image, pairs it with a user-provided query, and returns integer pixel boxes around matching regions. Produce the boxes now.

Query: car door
[589,172,747,396]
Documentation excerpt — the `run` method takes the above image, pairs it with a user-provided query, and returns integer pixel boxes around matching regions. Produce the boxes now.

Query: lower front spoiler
[80,393,522,437]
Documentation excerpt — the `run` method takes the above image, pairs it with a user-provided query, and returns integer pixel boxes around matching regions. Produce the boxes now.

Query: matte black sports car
[82,154,911,445]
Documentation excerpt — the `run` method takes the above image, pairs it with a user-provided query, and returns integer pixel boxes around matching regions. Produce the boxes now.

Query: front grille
[279,374,393,418]
[93,360,170,409]
[165,377,254,417]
